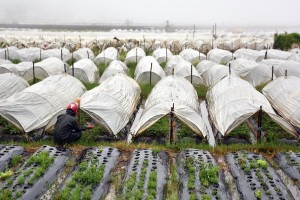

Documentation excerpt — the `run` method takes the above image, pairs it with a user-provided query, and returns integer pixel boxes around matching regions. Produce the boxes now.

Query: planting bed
[122,149,169,200]
[0,145,69,200]
[0,145,24,171]
[226,151,292,200]
[176,149,229,200]
[275,151,300,189]
[55,146,119,200]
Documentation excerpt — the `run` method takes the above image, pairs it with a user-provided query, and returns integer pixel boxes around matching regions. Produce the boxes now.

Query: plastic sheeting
[201,64,236,87]
[19,47,41,62]
[135,56,165,85]
[22,57,65,81]
[0,73,29,100]
[132,76,207,139]
[0,47,21,61]
[171,61,203,85]
[229,58,273,86]
[67,58,99,83]
[81,74,141,136]
[262,49,294,60]
[94,47,118,65]
[0,59,12,64]
[0,74,86,132]
[125,47,146,64]
[179,48,206,63]
[207,48,232,64]
[64,48,95,62]
[263,76,300,128]
[99,60,128,83]
[152,48,173,64]
[0,64,19,75]
[275,60,300,78]
[42,48,70,60]
[233,48,264,62]
[207,76,297,137]
[165,55,185,75]
[196,60,217,76]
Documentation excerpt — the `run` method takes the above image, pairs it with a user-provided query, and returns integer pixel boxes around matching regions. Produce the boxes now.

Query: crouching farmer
[54,102,93,145]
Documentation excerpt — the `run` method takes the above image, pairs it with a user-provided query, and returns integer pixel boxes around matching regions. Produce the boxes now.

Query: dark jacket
[54,109,84,145]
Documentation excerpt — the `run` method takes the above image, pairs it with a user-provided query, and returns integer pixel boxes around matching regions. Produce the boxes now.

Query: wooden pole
[264,50,268,59]
[150,63,153,86]
[229,63,231,75]
[136,48,138,63]
[285,70,287,78]
[76,98,81,125]
[4,50,6,60]
[6,47,9,60]
[39,48,42,61]
[165,48,168,63]
[271,66,274,80]
[60,49,63,61]
[87,50,89,59]
[190,65,193,84]
[64,64,67,73]
[169,103,175,143]
[257,106,262,143]
[32,62,36,84]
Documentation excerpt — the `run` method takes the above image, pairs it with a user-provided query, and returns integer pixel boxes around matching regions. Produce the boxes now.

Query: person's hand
[85,123,94,129]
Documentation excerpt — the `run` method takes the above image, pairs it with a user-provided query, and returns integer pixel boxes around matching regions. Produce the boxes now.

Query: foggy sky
[0,0,299,26]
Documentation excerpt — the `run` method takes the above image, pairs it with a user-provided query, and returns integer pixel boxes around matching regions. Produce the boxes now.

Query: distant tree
[274,32,300,50]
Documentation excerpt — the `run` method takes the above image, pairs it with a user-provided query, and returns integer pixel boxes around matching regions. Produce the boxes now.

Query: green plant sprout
[255,189,262,199]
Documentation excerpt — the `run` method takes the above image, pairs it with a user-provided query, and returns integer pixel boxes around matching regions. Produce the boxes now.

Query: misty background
[0,0,299,27]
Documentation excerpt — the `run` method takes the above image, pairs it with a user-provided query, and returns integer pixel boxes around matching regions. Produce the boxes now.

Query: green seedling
[255,189,262,199]
[11,155,22,168]
[257,159,268,170]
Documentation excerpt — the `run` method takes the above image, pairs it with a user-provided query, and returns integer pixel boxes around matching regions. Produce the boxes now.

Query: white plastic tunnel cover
[19,47,41,62]
[263,76,300,128]
[207,48,232,64]
[99,60,128,83]
[22,57,65,81]
[165,55,185,75]
[0,63,19,75]
[196,60,217,76]
[94,47,118,65]
[233,48,264,62]
[206,76,297,137]
[0,74,86,132]
[179,48,206,63]
[172,61,203,85]
[67,58,99,83]
[125,47,146,64]
[64,48,95,62]
[152,48,173,64]
[275,60,300,78]
[135,56,165,85]
[132,76,208,141]
[42,48,70,60]
[228,58,274,86]
[201,64,237,87]
[0,73,29,100]
[0,47,21,61]
[81,74,141,136]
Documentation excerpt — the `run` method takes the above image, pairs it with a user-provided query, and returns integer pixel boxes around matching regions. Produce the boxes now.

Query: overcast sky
[0,0,299,26]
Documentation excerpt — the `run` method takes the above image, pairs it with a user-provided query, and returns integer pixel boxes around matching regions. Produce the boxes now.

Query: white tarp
[67,58,99,83]
[0,63,19,75]
[135,56,165,85]
[275,60,300,78]
[22,57,65,81]
[42,48,70,60]
[0,73,29,100]
[262,49,293,60]
[196,60,217,76]
[64,48,95,62]
[99,60,128,83]
[263,76,300,128]
[207,48,232,64]
[81,74,141,136]
[132,76,207,140]
[233,48,264,62]
[172,61,203,85]
[228,58,274,86]
[165,55,185,75]
[152,48,173,64]
[207,76,297,136]
[94,47,118,65]
[0,47,21,61]
[16,62,34,76]
[0,74,86,132]
[19,47,41,62]
[125,47,146,64]
[0,59,12,64]
[261,59,285,70]
[290,48,300,55]
[201,64,236,87]
[179,48,206,63]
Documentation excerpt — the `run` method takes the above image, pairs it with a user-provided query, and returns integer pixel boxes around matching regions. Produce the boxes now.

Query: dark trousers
[54,131,82,145]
